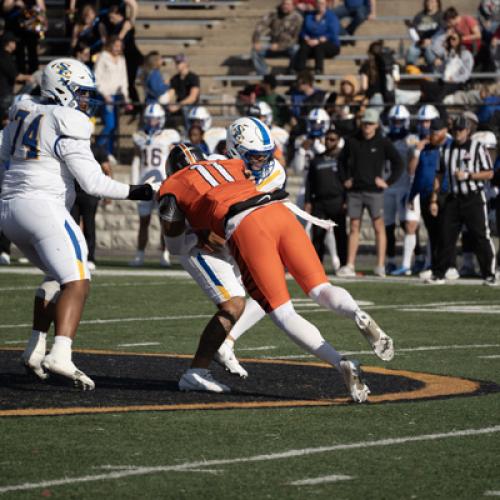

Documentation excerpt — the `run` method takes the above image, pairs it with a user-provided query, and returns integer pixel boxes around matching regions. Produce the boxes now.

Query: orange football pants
[229,203,328,312]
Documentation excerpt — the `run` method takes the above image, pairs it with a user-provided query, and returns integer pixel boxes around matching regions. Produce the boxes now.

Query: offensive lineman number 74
[10,110,44,160]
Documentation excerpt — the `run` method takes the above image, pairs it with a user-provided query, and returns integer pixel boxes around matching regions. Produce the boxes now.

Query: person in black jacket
[337,108,403,277]
[304,127,347,269]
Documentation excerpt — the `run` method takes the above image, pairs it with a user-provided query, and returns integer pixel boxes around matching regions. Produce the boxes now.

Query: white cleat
[340,359,370,403]
[214,341,248,378]
[178,368,230,393]
[0,252,11,265]
[42,354,95,390]
[21,350,49,380]
[160,250,171,268]
[355,311,394,362]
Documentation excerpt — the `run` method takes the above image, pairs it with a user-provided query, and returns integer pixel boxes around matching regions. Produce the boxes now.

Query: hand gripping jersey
[133,129,181,179]
[0,99,129,208]
[158,158,282,238]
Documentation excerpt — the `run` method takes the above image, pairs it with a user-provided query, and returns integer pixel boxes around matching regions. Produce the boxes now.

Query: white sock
[270,301,343,370]
[308,283,359,320]
[24,330,47,358]
[228,298,266,342]
[324,229,339,267]
[402,234,416,269]
[49,336,73,361]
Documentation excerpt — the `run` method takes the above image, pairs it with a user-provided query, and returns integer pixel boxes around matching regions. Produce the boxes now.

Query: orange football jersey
[158,159,262,237]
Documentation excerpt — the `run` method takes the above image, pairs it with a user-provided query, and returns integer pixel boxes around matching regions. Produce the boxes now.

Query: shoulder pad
[8,99,37,121]
[161,129,182,144]
[133,131,146,147]
[53,107,92,140]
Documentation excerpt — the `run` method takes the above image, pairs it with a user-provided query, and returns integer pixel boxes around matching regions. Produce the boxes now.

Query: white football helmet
[226,117,275,181]
[248,101,273,127]
[187,106,212,131]
[388,104,410,135]
[417,104,439,121]
[306,108,330,138]
[41,58,98,116]
[143,103,165,134]
[472,130,497,149]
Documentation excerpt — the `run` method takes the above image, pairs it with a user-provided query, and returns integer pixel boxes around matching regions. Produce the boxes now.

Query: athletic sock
[308,283,359,320]
[270,301,342,370]
[49,335,73,362]
[229,298,266,342]
[324,229,340,269]
[402,234,417,269]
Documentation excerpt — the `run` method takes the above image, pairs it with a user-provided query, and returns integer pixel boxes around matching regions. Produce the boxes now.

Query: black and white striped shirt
[439,139,493,195]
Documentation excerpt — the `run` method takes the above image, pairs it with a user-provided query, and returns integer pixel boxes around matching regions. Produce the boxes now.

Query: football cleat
[390,266,412,276]
[340,359,370,403]
[160,250,171,268]
[214,341,248,378]
[336,265,356,277]
[129,252,145,267]
[445,267,460,280]
[22,349,49,381]
[42,354,95,390]
[419,269,433,280]
[483,276,498,287]
[355,311,394,361]
[178,368,230,393]
[385,262,397,274]
[0,252,11,265]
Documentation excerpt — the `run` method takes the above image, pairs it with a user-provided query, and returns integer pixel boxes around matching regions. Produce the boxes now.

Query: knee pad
[35,279,61,304]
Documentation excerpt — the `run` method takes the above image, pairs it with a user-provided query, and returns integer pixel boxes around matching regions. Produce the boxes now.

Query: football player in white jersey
[0,58,156,390]
[383,105,422,276]
[186,106,226,155]
[129,103,180,267]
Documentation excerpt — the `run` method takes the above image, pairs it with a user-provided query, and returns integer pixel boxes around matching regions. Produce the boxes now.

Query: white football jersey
[204,127,227,154]
[0,99,129,207]
[133,129,180,178]
[256,159,286,192]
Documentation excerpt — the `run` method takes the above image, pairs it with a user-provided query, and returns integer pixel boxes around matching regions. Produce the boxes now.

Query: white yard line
[485,492,500,497]
[264,344,500,360]
[0,426,498,494]
[478,355,500,359]
[0,282,172,292]
[3,340,26,345]
[289,474,353,486]
[117,342,161,348]
[237,346,276,352]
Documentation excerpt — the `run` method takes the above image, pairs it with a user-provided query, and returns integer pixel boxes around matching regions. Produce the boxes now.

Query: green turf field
[0,266,499,499]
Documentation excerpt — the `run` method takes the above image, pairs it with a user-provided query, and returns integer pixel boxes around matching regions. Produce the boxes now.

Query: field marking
[264,343,500,360]
[0,265,491,286]
[0,426,498,494]
[0,282,172,292]
[485,492,500,497]
[117,342,161,348]
[237,346,276,352]
[478,355,500,359]
[289,474,353,486]
[3,340,25,345]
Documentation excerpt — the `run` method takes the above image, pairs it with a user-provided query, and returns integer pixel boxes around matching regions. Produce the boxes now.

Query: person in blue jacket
[334,0,375,40]
[294,0,341,74]
[142,51,170,105]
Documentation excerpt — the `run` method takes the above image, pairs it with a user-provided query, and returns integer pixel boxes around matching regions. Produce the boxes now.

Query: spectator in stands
[0,31,31,122]
[337,108,403,278]
[99,4,143,114]
[142,51,170,105]
[304,126,347,269]
[251,0,303,76]
[327,74,363,136]
[405,0,444,67]
[167,54,200,130]
[477,82,500,127]
[94,35,129,157]
[71,142,112,272]
[492,24,500,70]
[294,0,316,12]
[72,41,91,67]
[422,32,474,103]
[187,124,210,156]
[476,0,500,71]
[442,6,481,55]
[2,0,46,74]
[71,3,101,54]
[294,0,341,74]
[257,74,290,127]
[334,0,376,42]
[290,69,326,123]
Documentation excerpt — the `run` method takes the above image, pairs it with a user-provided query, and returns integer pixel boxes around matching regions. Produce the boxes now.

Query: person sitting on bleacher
[442,6,481,56]
[71,3,101,54]
[142,51,171,105]
[475,0,500,71]
[405,0,444,68]
[334,0,376,43]
[294,0,341,74]
[251,0,303,76]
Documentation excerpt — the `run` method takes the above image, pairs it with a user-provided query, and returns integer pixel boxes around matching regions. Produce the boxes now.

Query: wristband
[128,184,153,200]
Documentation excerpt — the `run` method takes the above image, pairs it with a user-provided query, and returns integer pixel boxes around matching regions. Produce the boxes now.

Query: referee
[428,115,496,285]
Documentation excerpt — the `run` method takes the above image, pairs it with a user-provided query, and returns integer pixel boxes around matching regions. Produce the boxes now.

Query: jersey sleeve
[56,137,130,199]
[53,107,93,140]
[257,160,287,192]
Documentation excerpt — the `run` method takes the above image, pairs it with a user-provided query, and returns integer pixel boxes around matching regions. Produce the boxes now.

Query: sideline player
[0,58,156,389]
[129,103,180,267]
[158,127,394,403]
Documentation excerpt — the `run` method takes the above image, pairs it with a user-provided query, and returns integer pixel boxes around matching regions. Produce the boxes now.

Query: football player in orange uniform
[160,119,394,402]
